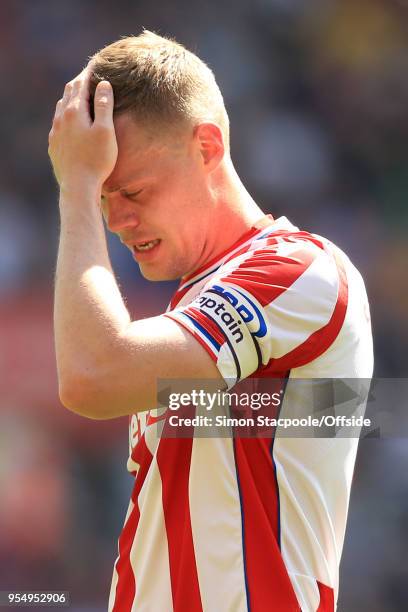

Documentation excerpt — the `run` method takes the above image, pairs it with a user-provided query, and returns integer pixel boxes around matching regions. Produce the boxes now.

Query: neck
[195,158,272,271]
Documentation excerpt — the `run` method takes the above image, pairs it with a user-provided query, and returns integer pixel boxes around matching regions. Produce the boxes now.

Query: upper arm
[62,313,225,419]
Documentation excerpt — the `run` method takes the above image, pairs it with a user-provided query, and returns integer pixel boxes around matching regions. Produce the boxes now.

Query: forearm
[55,184,131,401]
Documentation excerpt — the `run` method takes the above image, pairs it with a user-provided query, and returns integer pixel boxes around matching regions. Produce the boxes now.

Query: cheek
[163,220,200,268]
[158,170,207,244]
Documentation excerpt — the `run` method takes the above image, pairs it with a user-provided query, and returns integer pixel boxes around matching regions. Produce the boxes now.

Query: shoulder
[214,227,343,308]
[167,226,352,384]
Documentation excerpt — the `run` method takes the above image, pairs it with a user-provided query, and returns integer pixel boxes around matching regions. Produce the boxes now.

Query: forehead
[105,113,188,190]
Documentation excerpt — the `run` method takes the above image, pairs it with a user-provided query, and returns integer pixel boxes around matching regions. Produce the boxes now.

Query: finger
[93,80,114,126]
[61,68,88,106]
[69,67,90,97]
[61,81,75,110]
[61,68,92,125]
[53,99,63,122]
[75,66,92,111]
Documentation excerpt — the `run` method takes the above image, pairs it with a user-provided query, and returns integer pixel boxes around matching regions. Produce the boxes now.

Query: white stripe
[272,254,373,610]
[264,249,339,359]
[288,250,373,379]
[188,433,248,612]
[130,457,173,612]
[274,434,358,609]
[217,343,238,388]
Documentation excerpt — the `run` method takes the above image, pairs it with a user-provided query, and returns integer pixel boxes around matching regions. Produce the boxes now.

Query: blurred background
[0,0,407,610]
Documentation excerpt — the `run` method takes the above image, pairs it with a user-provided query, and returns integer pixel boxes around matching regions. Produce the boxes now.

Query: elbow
[58,370,107,420]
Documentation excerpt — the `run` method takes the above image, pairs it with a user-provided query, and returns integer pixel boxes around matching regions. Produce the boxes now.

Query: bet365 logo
[196,284,267,343]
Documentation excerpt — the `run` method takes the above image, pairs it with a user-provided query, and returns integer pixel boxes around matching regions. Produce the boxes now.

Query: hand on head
[48,67,118,194]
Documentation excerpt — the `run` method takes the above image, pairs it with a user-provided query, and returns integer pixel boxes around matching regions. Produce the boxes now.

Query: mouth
[131,239,161,261]
[133,239,160,252]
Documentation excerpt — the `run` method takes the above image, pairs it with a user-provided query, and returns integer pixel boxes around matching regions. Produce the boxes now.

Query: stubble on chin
[138,261,186,282]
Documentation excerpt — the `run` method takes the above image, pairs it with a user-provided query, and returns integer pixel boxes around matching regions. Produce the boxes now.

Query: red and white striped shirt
[109,216,373,612]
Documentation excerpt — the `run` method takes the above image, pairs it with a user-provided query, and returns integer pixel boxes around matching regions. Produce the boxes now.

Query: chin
[138,263,183,282]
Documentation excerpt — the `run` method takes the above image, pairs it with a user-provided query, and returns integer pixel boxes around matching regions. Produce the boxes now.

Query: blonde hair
[89,30,229,145]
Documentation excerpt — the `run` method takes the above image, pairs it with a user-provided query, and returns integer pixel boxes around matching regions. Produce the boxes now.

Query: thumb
[93,80,114,126]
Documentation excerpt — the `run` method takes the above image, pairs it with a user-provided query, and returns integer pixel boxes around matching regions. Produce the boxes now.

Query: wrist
[59,180,105,227]
[59,175,103,201]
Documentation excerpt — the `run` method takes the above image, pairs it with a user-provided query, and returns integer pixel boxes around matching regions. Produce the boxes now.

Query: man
[49,31,373,612]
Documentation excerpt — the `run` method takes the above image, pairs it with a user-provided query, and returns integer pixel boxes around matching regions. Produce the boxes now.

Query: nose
[104,196,140,234]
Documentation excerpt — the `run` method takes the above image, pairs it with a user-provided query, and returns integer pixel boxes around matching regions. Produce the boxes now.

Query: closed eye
[122,189,143,202]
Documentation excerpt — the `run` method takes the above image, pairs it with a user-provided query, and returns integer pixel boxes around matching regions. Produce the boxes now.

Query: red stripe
[264,248,348,373]
[186,306,226,346]
[234,437,300,611]
[222,230,316,266]
[169,282,193,310]
[164,313,218,361]
[157,437,202,611]
[317,581,335,611]
[146,411,167,426]
[221,246,317,307]
[112,436,153,612]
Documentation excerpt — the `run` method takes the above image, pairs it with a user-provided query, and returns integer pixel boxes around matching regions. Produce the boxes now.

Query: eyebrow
[103,180,144,195]
[104,184,122,194]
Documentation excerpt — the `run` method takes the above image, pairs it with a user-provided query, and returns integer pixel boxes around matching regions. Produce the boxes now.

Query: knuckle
[64,104,77,120]
[93,123,112,139]
[64,82,73,96]
[71,80,81,95]
[94,97,109,108]
[93,123,109,135]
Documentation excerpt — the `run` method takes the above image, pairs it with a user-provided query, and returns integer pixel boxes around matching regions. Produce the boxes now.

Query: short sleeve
[165,239,347,387]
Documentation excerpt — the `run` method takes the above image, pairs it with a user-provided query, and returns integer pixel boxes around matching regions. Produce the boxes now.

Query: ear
[194,123,225,172]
